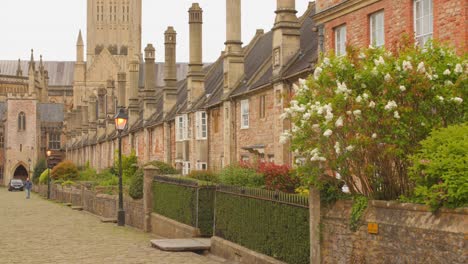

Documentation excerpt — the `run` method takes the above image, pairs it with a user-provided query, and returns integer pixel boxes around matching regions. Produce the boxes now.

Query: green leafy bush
[129,168,143,199]
[114,151,139,185]
[61,180,75,186]
[95,169,119,187]
[349,196,368,231]
[78,165,97,181]
[38,169,50,184]
[33,159,47,184]
[51,161,79,181]
[409,124,468,211]
[147,160,178,175]
[188,170,219,183]
[219,164,264,188]
[286,41,467,200]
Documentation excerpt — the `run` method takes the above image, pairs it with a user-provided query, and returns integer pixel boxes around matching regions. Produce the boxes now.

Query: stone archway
[13,165,28,181]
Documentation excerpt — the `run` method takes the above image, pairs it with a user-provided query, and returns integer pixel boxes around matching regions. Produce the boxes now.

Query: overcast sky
[0,0,312,62]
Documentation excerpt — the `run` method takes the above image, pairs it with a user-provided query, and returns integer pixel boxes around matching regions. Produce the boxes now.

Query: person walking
[25,178,32,199]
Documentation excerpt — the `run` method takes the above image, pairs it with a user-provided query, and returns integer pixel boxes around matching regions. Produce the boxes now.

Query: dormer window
[18,112,26,131]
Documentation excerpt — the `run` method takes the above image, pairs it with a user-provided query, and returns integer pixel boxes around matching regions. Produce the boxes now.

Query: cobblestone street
[0,187,223,264]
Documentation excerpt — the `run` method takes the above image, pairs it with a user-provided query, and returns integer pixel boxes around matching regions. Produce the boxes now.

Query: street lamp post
[114,107,128,226]
[46,150,52,199]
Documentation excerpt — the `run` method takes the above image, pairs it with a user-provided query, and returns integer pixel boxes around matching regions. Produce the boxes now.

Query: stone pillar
[309,186,321,264]
[142,44,157,123]
[143,165,159,232]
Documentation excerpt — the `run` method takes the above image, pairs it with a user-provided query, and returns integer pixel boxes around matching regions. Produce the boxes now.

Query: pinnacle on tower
[16,59,23,76]
[77,30,84,46]
[28,49,35,72]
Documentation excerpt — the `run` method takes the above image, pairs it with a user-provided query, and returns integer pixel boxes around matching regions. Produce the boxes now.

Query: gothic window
[18,112,26,131]
[95,45,104,55]
[120,46,128,55]
[49,132,61,150]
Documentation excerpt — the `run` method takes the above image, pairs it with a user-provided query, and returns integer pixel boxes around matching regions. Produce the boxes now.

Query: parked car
[8,179,24,191]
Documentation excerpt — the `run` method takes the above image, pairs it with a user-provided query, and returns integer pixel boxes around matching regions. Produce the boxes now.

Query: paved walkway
[0,187,223,264]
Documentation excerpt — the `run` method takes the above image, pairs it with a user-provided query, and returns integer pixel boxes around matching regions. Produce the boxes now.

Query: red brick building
[313,0,467,54]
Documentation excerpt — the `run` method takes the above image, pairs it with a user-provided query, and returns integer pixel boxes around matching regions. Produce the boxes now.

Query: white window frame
[414,0,433,47]
[196,111,208,140]
[334,25,347,56]
[176,114,189,141]
[176,115,184,141]
[182,161,191,175]
[370,11,385,47]
[241,99,250,129]
[196,162,208,171]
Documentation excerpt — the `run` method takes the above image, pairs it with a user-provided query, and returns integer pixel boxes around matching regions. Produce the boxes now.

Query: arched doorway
[13,165,28,181]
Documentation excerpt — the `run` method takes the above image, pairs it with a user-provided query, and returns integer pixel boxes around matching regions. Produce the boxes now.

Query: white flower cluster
[384,100,398,111]
[310,148,326,162]
[374,56,385,66]
[336,81,352,98]
[402,60,413,71]
[314,67,323,80]
[279,130,292,145]
[451,97,463,104]
[454,64,463,74]
[417,62,426,73]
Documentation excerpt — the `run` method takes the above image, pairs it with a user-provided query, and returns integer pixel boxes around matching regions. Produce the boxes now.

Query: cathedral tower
[86,0,142,66]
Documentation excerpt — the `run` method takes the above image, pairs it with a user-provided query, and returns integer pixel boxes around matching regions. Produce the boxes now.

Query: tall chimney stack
[163,26,178,117]
[223,0,244,97]
[272,0,300,76]
[117,72,127,108]
[143,44,157,122]
[187,3,205,107]
[127,58,140,127]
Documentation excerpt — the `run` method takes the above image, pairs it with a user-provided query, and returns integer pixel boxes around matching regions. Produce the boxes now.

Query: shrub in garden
[408,123,468,210]
[219,164,264,187]
[188,170,219,183]
[284,41,466,200]
[257,162,300,193]
[51,161,79,181]
[38,169,49,184]
[32,159,47,184]
[147,160,178,175]
[114,151,138,184]
[129,168,144,199]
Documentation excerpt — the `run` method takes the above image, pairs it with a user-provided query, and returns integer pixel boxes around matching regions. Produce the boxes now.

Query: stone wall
[33,184,144,230]
[321,200,467,264]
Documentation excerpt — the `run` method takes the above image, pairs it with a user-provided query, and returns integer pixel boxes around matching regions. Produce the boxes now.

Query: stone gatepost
[309,186,321,264]
[143,165,159,232]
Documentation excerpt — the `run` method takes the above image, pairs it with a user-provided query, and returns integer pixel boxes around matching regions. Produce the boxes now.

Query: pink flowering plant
[282,42,467,200]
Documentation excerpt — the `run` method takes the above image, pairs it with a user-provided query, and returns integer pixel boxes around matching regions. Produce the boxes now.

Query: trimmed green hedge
[215,192,310,264]
[152,180,215,236]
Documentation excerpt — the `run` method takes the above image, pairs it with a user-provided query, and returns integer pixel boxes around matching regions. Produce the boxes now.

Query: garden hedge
[152,180,215,236]
[214,191,310,264]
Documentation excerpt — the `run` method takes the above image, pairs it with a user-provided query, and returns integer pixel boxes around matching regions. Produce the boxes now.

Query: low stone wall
[33,184,144,230]
[150,213,201,238]
[321,200,468,264]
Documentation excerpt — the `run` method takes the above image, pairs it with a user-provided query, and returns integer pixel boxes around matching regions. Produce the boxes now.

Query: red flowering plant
[258,162,300,193]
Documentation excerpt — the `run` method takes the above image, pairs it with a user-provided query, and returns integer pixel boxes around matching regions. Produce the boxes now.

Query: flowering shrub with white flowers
[282,43,467,200]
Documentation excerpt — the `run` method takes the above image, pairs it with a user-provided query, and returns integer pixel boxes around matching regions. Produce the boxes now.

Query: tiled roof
[38,103,65,122]
[0,60,75,87]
